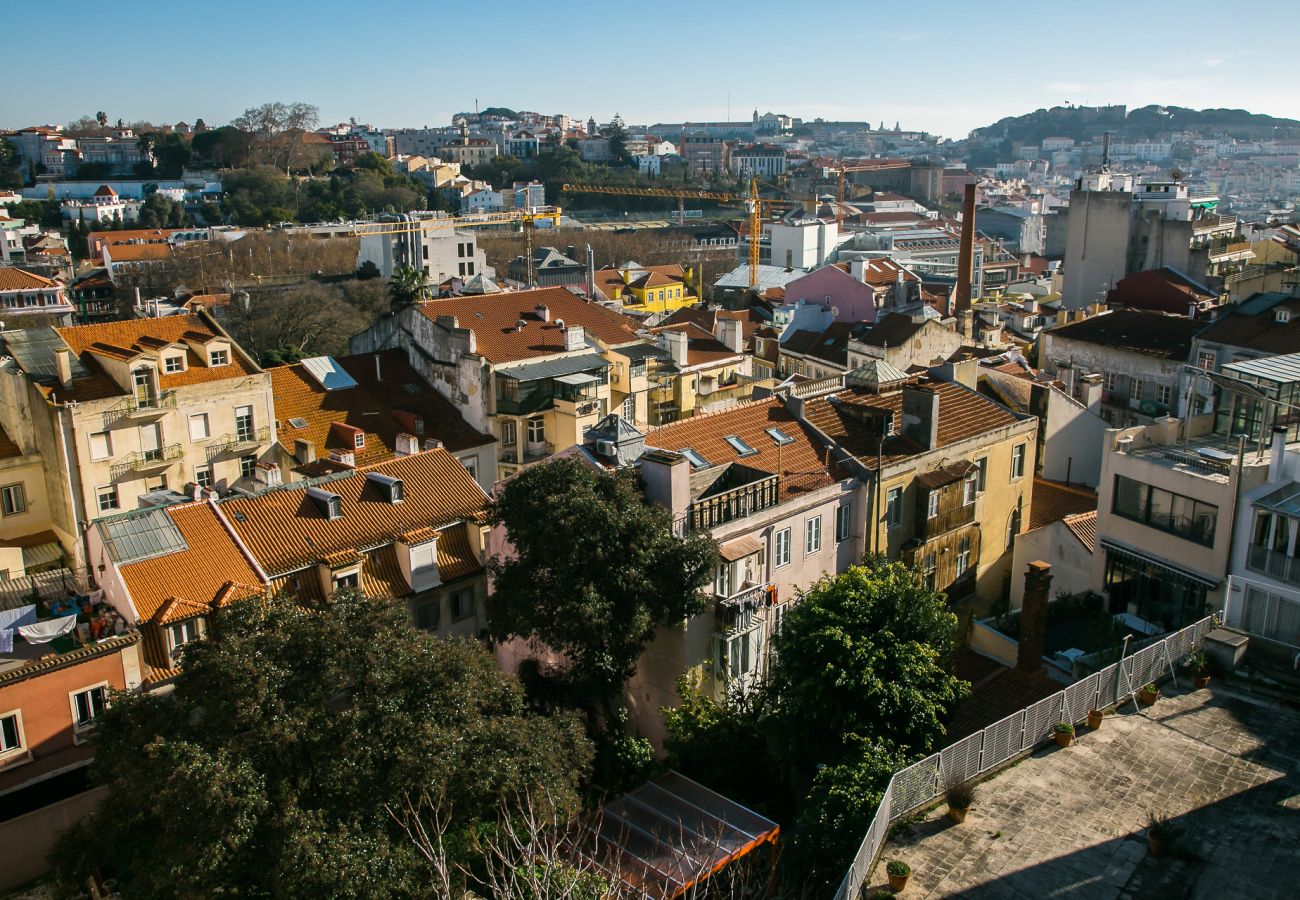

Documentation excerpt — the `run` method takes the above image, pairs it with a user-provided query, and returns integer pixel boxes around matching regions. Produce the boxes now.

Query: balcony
[553,396,603,418]
[111,443,182,478]
[918,503,976,540]
[111,390,177,420]
[502,441,555,464]
[216,426,271,454]
[689,473,780,531]
[1246,543,1300,587]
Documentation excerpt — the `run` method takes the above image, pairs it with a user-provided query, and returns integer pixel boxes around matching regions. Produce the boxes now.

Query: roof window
[724,435,759,457]
[306,487,343,520]
[679,448,710,469]
[765,427,795,446]
[366,472,404,504]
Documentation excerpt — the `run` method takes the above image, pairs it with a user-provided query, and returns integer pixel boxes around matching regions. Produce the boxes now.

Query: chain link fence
[831,614,1218,900]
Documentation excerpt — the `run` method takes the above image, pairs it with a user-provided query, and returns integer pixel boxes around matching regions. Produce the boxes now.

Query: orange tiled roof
[105,243,173,262]
[270,350,492,468]
[1063,510,1098,550]
[89,227,185,246]
[416,286,641,365]
[800,380,1023,470]
[0,268,60,291]
[48,314,258,402]
[653,321,743,367]
[221,450,488,575]
[1029,478,1097,531]
[117,502,267,624]
[647,397,843,501]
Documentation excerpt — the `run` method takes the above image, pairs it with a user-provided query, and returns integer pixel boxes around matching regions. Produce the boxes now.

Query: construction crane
[561,178,791,288]
[831,160,911,226]
[351,208,565,284]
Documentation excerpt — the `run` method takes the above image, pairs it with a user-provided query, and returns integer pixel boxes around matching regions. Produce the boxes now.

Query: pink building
[782,258,921,323]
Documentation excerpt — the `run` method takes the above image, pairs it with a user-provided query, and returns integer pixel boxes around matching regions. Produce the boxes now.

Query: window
[97,485,119,512]
[724,434,758,457]
[333,572,360,592]
[526,417,545,445]
[89,431,112,460]
[500,420,517,447]
[717,627,761,681]
[163,355,185,374]
[458,262,467,276]
[0,711,24,758]
[208,348,229,367]
[234,405,254,441]
[805,516,822,554]
[1198,350,1216,371]
[921,551,937,590]
[927,490,940,519]
[956,537,972,577]
[0,484,25,517]
[144,475,167,492]
[239,455,257,479]
[188,413,210,442]
[774,527,791,568]
[1156,384,1172,406]
[353,431,365,450]
[1128,378,1143,402]
[680,448,710,469]
[415,601,439,631]
[1011,443,1026,480]
[168,618,200,664]
[1111,474,1218,546]
[886,486,903,528]
[71,685,107,731]
[451,589,473,620]
[766,427,794,446]
[974,457,987,492]
[194,465,213,488]
[132,367,156,406]
[622,394,635,421]
[836,504,851,543]
[461,457,478,482]
[466,262,474,276]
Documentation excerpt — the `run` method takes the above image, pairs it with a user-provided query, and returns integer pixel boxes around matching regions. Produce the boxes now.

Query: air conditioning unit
[596,439,616,457]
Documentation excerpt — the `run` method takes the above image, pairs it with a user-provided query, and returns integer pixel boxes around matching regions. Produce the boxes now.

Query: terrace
[0,568,134,677]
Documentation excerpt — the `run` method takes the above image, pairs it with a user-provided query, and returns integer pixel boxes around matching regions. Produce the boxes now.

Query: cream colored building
[0,311,275,566]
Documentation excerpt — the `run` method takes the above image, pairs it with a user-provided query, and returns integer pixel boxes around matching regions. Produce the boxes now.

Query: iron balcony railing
[112,390,177,419]
[1246,543,1300,587]
[111,443,182,478]
[689,475,780,531]
[216,426,271,453]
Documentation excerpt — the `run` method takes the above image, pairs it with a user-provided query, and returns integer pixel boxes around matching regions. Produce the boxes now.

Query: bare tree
[232,101,321,175]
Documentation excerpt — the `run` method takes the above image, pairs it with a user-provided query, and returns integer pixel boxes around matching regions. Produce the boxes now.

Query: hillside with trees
[968,103,1300,144]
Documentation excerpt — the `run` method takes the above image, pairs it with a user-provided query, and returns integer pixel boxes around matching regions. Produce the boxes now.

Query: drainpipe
[1222,434,1246,617]
[873,439,883,557]
[54,403,90,572]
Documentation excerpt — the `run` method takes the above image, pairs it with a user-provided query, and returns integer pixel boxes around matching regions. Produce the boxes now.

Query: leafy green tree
[388,264,430,311]
[605,114,632,165]
[487,459,717,722]
[354,151,394,176]
[0,137,22,188]
[54,590,591,899]
[766,561,968,767]
[191,125,256,168]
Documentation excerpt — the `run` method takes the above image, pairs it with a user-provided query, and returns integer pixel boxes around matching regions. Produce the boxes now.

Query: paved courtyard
[875,681,1300,899]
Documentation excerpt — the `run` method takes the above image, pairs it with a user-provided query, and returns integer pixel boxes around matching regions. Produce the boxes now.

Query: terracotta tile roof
[833,257,919,288]
[88,228,185,246]
[270,350,491,468]
[0,423,21,460]
[800,380,1023,470]
[416,286,641,365]
[653,321,743,367]
[117,502,267,625]
[105,243,174,262]
[660,306,765,350]
[1029,478,1097,531]
[780,322,856,367]
[947,649,1062,742]
[1046,310,1199,360]
[853,312,927,349]
[1197,296,1300,355]
[48,314,258,402]
[1063,510,1098,550]
[221,450,488,575]
[435,524,482,582]
[0,268,60,291]
[647,398,843,501]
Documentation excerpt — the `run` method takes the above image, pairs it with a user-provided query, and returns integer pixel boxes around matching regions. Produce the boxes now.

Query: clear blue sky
[7,0,1295,138]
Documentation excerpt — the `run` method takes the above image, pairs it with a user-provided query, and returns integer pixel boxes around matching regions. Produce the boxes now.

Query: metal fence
[831,614,1218,900]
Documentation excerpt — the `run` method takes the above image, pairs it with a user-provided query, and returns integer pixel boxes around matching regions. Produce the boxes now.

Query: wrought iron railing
[216,426,271,453]
[689,475,780,531]
[110,443,182,478]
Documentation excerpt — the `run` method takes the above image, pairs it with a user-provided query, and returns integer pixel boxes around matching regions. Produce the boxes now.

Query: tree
[95,110,108,135]
[388,264,430,311]
[0,138,23,189]
[225,282,370,363]
[54,590,592,899]
[765,560,968,767]
[606,114,632,165]
[233,101,321,174]
[487,459,717,721]
[191,125,257,169]
[356,259,382,280]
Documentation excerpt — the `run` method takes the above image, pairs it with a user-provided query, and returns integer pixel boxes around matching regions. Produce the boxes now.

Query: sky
[7,0,1298,139]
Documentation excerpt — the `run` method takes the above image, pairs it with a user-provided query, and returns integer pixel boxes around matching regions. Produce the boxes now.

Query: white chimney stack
[563,325,585,352]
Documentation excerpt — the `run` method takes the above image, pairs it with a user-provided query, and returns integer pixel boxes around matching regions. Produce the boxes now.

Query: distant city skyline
[7,0,1297,139]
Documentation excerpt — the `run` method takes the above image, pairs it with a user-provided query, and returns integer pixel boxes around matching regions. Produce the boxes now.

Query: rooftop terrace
[876,683,1299,898]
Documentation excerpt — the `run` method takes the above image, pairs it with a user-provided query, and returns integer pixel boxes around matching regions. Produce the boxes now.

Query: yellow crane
[351,208,565,283]
[561,178,790,289]
[831,160,911,225]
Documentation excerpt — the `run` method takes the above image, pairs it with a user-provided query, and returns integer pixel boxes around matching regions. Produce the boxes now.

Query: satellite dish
[1171,168,1184,182]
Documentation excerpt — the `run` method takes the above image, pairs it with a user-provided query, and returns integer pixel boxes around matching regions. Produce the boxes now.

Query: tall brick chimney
[1017,561,1052,673]
[955,183,977,313]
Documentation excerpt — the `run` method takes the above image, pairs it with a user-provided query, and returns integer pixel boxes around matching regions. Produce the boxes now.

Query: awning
[495,352,609,383]
[553,372,599,387]
[21,540,64,570]
[1100,538,1219,588]
[719,534,764,561]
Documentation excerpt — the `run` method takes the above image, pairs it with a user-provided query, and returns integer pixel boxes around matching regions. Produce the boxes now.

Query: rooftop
[880,683,1300,899]
[1046,309,1200,360]
[1029,478,1097,531]
[0,267,60,292]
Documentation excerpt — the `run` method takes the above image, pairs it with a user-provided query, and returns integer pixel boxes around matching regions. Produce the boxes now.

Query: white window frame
[163,354,186,374]
[1011,443,1026,480]
[168,618,202,664]
[974,456,988,492]
[239,455,257,479]
[70,683,109,737]
[774,527,791,568]
[0,484,25,517]
[927,490,940,520]
[194,465,213,488]
[956,537,971,577]
[526,417,545,445]
[208,347,230,367]
[963,470,978,505]
[1128,378,1143,402]
[805,515,822,555]
[1156,384,1172,406]
[1197,350,1215,372]
[96,484,119,512]
[886,486,903,529]
[0,709,27,762]
[89,431,112,461]
[835,504,851,543]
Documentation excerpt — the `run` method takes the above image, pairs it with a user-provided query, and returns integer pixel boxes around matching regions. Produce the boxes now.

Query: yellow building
[594,264,698,314]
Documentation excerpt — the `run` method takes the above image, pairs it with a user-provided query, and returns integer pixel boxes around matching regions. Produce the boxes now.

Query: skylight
[766,427,795,446]
[288,417,309,429]
[724,435,759,457]
[402,383,421,395]
[679,448,710,469]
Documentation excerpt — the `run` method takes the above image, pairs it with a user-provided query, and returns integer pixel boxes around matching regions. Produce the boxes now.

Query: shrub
[886,859,911,877]
[945,778,977,809]
[1054,721,1075,735]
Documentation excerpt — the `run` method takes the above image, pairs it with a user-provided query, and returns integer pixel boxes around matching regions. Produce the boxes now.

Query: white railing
[831,614,1218,900]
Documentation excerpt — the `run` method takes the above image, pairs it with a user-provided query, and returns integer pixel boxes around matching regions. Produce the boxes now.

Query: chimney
[585,244,596,296]
[54,347,73,387]
[395,433,420,456]
[534,303,550,322]
[893,268,907,306]
[1017,561,1052,673]
[662,329,688,366]
[566,244,576,259]
[1080,373,1104,413]
[294,438,316,464]
[1269,425,1288,483]
[254,463,282,488]
[639,449,690,535]
[715,317,743,353]
[563,325,585,351]
[955,183,977,312]
[901,384,939,450]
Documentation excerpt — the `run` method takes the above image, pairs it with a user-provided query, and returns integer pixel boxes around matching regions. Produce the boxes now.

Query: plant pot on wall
[1087,709,1104,730]
[886,860,911,892]
[1194,674,1211,689]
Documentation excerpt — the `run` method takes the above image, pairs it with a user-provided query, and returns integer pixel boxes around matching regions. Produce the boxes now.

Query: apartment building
[0,312,276,565]
[1183,290,1300,417]
[796,363,1039,608]
[356,215,490,282]
[593,264,699,314]
[0,268,74,326]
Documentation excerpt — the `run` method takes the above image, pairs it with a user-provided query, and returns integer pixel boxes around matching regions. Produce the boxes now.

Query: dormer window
[163,354,186,374]
[1277,308,1291,324]
[354,432,365,450]
[209,348,229,367]
[307,487,343,520]
[366,472,403,504]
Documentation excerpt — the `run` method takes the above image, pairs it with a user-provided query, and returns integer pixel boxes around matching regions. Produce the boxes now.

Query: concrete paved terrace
[876,682,1300,899]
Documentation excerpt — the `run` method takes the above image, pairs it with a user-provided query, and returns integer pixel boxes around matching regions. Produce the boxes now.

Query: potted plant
[1146,809,1181,858]
[1087,708,1104,730]
[1138,683,1159,706]
[1053,721,1075,747]
[945,778,976,824]
[886,860,911,892]
[1184,650,1211,688]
